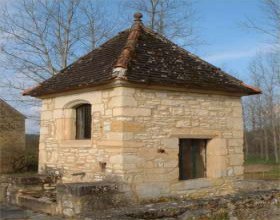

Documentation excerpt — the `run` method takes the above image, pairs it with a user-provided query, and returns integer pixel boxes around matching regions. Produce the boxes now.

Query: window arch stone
[62,99,92,140]
[63,99,91,109]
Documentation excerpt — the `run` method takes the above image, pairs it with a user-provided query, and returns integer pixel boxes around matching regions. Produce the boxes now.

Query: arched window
[75,104,91,139]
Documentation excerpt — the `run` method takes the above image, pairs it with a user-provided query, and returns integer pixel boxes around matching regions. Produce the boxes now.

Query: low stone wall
[56,182,133,217]
[1,174,134,217]
[0,175,10,203]
[2,172,279,218]
[80,188,280,219]
[126,189,280,220]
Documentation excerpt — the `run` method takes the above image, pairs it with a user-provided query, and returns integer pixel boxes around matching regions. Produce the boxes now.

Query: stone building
[23,13,260,200]
[0,99,26,173]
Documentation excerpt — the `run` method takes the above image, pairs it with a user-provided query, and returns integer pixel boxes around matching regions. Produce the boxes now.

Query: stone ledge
[10,175,53,186]
[170,178,212,191]
[56,182,118,196]
[17,195,57,215]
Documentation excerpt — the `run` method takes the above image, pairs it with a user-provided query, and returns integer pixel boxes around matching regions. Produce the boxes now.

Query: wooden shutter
[179,139,206,180]
[76,104,91,139]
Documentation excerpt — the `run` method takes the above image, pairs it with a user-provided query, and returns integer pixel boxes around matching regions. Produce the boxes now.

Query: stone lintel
[170,134,217,139]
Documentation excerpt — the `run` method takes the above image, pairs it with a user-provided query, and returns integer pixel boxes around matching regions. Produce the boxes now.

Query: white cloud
[204,43,279,63]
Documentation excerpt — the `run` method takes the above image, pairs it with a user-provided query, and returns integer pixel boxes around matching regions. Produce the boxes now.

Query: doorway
[179,139,207,180]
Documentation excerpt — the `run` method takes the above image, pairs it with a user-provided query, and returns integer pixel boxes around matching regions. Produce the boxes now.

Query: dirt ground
[244,164,275,173]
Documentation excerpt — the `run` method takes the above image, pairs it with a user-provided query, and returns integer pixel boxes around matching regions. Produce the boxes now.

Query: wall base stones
[56,182,134,217]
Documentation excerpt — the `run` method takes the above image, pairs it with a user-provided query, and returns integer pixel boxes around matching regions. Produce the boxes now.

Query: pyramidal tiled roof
[23,13,260,97]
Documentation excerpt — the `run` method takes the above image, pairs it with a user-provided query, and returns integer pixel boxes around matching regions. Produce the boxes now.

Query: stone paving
[0,204,63,220]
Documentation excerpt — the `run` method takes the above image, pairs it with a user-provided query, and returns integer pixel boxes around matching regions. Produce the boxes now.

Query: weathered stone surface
[56,182,118,196]
[108,96,137,107]
[16,195,57,215]
[56,181,133,217]
[38,86,244,200]
[171,179,212,191]
[82,188,280,220]
[111,120,145,132]
[229,154,244,166]
[0,183,8,203]
[113,107,151,116]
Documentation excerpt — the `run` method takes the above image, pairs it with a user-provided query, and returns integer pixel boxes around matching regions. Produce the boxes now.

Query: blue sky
[193,0,270,80]
[0,0,273,133]
[109,0,271,81]
[104,0,273,82]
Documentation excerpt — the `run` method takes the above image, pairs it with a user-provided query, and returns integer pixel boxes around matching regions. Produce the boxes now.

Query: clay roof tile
[23,12,261,97]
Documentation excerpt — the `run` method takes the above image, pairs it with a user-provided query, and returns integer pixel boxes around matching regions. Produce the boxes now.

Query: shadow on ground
[0,204,63,220]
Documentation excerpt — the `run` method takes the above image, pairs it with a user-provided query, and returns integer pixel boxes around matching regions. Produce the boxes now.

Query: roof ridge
[113,13,143,75]
[60,30,130,75]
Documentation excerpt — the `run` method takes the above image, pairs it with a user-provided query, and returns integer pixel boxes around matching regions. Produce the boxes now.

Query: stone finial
[134,12,143,21]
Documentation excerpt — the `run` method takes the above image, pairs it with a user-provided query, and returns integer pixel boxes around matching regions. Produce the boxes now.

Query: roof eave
[241,82,262,95]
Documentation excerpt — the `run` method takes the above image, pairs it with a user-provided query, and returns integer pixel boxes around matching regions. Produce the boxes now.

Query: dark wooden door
[179,139,206,180]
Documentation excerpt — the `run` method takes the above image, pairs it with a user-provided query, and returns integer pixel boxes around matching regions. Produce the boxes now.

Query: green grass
[244,156,279,165]
[244,165,280,180]
[266,166,280,176]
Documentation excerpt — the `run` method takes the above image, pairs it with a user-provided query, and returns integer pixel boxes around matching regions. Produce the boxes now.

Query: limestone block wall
[115,87,244,199]
[39,86,244,200]
[39,87,132,182]
[0,102,25,173]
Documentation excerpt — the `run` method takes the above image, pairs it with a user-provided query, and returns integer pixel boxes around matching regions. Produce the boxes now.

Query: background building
[0,99,26,173]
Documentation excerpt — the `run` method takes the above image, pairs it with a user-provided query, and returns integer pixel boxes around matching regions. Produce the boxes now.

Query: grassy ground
[244,156,280,180]
[244,156,279,165]
[244,167,280,180]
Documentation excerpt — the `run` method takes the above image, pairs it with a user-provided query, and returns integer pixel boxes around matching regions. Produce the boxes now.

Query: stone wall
[39,87,131,182]
[115,87,244,199]
[0,101,25,173]
[39,86,244,200]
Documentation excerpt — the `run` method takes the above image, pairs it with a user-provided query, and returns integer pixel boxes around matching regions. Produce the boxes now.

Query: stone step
[10,174,53,186]
[16,194,57,215]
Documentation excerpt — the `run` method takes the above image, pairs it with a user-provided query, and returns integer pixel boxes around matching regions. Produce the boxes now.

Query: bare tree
[0,0,115,89]
[242,0,280,162]
[123,0,199,47]
[244,54,280,162]
[0,0,117,132]
[244,0,280,44]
